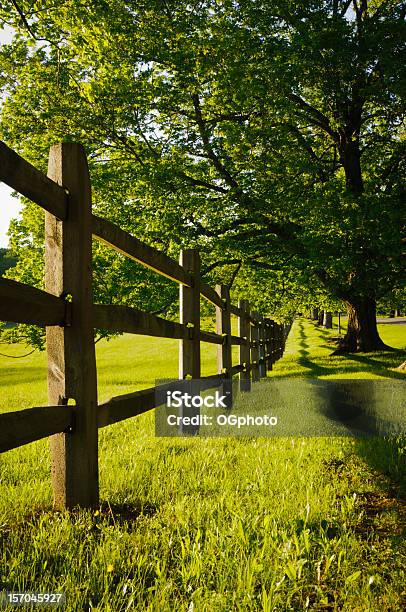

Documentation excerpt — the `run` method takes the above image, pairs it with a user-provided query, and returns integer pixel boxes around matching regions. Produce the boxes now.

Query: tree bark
[312,308,319,320]
[340,297,389,352]
[341,139,364,195]
[323,311,333,328]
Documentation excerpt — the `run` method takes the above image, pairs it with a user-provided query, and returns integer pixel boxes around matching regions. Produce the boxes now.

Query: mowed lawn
[0,319,405,610]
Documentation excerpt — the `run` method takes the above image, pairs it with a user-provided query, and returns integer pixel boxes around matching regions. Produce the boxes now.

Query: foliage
[0,247,15,276]
[0,1,405,349]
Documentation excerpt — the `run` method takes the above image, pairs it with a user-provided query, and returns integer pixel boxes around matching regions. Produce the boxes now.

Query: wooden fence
[0,141,290,509]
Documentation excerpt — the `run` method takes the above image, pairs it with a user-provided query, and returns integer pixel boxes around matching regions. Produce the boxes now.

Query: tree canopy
[0,0,405,350]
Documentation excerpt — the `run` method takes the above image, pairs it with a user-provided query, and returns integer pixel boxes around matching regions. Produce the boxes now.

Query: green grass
[271,317,406,380]
[0,320,405,610]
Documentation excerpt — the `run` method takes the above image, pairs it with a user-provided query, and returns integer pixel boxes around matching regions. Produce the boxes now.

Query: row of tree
[0,0,404,352]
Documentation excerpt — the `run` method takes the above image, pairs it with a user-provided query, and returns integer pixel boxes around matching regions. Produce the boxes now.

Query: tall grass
[0,319,405,610]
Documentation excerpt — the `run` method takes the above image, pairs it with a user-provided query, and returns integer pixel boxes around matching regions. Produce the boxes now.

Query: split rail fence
[0,141,289,508]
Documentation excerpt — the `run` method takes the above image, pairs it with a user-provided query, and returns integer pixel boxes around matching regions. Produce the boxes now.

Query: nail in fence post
[251,311,260,382]
[179,249,201,433]
[216,284,232,408]
[45,143,99,509]
[238,299,251,392]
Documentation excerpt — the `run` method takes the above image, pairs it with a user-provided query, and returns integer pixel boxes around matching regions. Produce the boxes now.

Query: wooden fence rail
[0,140,290,509]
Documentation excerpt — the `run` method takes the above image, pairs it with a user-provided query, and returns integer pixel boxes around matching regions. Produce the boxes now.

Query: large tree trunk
[341,139,364,194]
[312,308,319,321]
[340,297,389,352]
[323,311,333,328]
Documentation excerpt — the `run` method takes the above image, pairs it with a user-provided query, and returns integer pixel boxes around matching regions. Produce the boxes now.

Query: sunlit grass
[0,319,405,610]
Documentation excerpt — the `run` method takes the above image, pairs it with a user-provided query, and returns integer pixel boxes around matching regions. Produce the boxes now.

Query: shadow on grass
[355,437,406,496]
[296,356,333,377]
[98,501,159,528]
[1,501,160,538]
[278,320,406,381]
[277,320,406,491]
[343,352,406,380]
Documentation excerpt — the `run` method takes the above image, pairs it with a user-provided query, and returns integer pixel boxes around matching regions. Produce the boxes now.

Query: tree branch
[228,260,242,290]
[10,0,60,48]
[288,94,337,139]
[340,0,353,17]
[191,93,241,191]
[201,258,242,275]
[178,171,230,194]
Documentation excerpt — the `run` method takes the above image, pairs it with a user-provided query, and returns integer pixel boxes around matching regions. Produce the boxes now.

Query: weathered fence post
[238,299,251,392]
[216,284,232,407]
[264,318,272,371]
[179,249,201,379]
[251,312,260,382]
[269,320,276,367]
[269,320,275,368]
[274,323,281,360]
[278,323,283,359]
[258,318,267,377]
[179,249,201,434]
[45,143,99,509]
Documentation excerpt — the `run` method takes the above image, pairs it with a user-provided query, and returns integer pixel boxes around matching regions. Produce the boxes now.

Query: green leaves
[0,0,404,348]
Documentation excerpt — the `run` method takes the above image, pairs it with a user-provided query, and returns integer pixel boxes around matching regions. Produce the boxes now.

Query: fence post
[251,311,260,382]
[179,249,201,379]
[277,323,283,359]
[264,318,272,371]
[216,284,232,408]
[238,299,251,392]
[269,320,275,368]
[258,317,267,377]
[269,320,275,369]
[45,143,99,509]
[274,322,279,361]
[179,249,201,434]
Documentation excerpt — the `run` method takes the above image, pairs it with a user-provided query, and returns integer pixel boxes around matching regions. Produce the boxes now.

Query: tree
[0,0,404,351]
[323,311,333,329]
[0,247,16,276]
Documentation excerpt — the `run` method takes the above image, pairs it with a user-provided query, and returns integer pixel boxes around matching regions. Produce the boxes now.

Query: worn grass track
[0,319,405,610]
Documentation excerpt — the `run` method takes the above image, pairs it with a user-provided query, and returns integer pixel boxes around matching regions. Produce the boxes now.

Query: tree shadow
[278,320,406,381]
[343,353,406,381]
[296,356,332,377]
[283,320,406,495]
[355,437,406,495]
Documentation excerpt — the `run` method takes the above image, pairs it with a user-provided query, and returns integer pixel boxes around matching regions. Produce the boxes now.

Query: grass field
[0,319,405,610]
